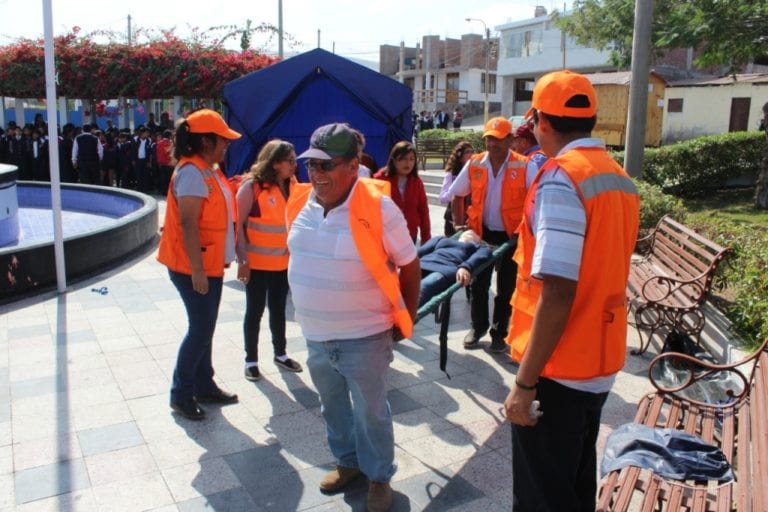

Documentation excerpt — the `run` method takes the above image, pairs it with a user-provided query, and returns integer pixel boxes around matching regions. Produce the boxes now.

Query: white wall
[662,83,768,144]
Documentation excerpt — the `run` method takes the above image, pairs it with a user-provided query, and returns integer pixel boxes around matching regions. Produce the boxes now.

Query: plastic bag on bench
[601,423,734,481]
[650,330,746,405]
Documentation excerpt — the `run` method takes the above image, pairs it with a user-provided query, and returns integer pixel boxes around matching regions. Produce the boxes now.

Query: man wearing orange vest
[286,123,420,512]
[502,71,640,511]
[448,117,529,353]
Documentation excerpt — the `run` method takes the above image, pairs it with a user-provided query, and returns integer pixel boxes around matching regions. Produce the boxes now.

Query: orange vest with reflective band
[508,147,640,379]
[466,151,528,238]
[243,178,295,271]
[157,155,231,277]
[286,178,414,338]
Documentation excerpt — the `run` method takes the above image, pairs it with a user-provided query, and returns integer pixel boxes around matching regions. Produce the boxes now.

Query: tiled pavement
[0,202,662,511]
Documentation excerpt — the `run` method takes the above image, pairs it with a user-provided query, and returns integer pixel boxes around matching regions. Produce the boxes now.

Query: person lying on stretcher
[417,229,494,308]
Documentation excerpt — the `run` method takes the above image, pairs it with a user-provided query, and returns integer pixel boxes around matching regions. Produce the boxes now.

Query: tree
[555,0,768,71]
[0,26,280,100]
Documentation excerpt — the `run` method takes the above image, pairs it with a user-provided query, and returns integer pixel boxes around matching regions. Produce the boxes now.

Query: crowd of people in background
[0,113,175,195]
[412,107,463,137]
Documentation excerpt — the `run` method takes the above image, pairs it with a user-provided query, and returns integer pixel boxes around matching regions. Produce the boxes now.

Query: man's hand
[237,262,250,284]
[504,384,539,427]
[456,268,471,287]
[191,269,209,295]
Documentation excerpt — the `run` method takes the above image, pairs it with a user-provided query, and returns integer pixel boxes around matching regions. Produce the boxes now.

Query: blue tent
[223,48,413,181]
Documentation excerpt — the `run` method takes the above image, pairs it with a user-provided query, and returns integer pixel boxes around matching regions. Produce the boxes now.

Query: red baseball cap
[513,122,536,143]
[186,109,241,139]
[525,70,597,119]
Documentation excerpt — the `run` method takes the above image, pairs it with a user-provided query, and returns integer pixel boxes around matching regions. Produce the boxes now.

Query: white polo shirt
[287,180,417,341]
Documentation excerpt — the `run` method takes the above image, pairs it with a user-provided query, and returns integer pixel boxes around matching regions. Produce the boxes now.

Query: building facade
[380,34,501,119]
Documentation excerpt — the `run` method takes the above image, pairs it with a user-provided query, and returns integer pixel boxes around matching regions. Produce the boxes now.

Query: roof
[584,71,667,86]
[667,73,768,87]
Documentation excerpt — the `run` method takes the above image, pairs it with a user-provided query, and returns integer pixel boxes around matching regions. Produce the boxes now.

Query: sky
[0,0,564,64]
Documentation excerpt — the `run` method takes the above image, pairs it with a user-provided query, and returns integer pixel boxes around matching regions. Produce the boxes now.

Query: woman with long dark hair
[157,109,241,421]
[235,140,302,382]
[439,141,474,236]
[373,141,431,243]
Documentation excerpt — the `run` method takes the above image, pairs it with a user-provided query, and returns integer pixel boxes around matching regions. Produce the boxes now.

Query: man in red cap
[503,70,640,511]
[512,122,548,172]
[448,117,529,353]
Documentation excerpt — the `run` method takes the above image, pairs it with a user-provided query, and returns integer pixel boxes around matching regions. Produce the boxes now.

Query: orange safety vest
[243,178,295,271]
[157,155,232,277]
[508,147,640,380]
[286,178,414,338]
[466,151,528,238]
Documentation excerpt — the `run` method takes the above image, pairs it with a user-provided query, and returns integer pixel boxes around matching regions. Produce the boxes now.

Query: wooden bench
[415,139,454,169]
[597,338,768,511]
[627,215,730,355]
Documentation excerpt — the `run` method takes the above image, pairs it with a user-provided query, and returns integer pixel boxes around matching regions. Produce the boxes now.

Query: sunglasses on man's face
[306,159,344,172]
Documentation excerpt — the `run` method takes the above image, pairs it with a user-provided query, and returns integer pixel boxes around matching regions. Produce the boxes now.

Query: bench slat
[652,234,711,279]
[752,355,768,511]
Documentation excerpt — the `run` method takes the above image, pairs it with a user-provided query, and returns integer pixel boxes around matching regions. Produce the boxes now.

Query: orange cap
[525,70,597,119]
[186,109,241,140]
[482,117,513,139]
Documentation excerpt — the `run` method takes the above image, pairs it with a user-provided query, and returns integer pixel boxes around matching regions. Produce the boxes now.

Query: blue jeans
[306,330,395,482]
[169,270,223,402]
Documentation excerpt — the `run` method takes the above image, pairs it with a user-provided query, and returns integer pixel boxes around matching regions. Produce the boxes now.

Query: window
[515,79,535,102]
[668,98,683,113]
[481,73,497,94]
[503,29,543,58]
[446,73,460,91]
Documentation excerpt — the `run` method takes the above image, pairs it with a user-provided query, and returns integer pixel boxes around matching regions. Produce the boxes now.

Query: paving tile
[177,487,258,512]
[398,426,489,467]
[14,458,90,505]
[0,473,13,508]
[7,324,50,340]
[0,445,12,476]
[0,421,10,447]
[72,400,134,431]
[77,421,144,457]
[13,488,98,512]
[393,408,455,444]
[84,445,157,486]
[396,469,485,511]
[388,388,422,415]
[161,456,240,502]
[13,433,82,471]
[91,472,174,512]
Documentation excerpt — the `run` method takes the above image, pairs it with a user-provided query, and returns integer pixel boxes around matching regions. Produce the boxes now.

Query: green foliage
[554,0,768,72]
[684,215,768,347]
[418,129,484,152]
[634,179,687,230]
[619,132,766,197]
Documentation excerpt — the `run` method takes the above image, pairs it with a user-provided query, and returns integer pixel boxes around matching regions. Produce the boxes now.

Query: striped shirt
[287,181,417,341]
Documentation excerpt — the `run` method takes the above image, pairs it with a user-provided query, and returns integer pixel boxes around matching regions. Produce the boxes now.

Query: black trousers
[511,378,609,512]
[243,268,289,363]
[469,228,517,341]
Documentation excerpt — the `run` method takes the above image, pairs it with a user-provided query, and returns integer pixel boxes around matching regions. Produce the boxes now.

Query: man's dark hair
[82,123,92,132]
[538,95,596,133]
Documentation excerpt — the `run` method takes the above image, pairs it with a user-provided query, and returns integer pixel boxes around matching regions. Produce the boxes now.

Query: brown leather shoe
[319,466,362,493]
[367,481,392,512]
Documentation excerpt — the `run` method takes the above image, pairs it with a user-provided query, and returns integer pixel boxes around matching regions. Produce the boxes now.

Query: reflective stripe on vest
[508,147,640,379]
[286,178,412,338]
[156,155,229,277]
[466,151,528,238]
[244,181,291,271]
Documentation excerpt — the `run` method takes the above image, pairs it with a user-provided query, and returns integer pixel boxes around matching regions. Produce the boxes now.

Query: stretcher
[414,238,515,378]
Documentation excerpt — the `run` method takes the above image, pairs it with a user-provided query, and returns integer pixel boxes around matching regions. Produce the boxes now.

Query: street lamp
[466,18,490,123]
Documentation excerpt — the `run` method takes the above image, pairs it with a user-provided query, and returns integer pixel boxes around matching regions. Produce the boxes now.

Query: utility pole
[278,0,283,58]
[127,15,132,46]
[466,18,490,123]
[317,29,320,49]
[624,0,654,178]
